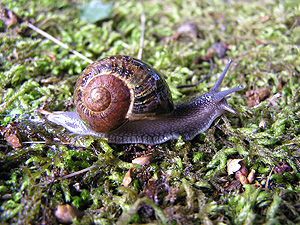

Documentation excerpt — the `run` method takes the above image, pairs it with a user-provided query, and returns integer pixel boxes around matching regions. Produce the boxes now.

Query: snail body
[46,55,243,145]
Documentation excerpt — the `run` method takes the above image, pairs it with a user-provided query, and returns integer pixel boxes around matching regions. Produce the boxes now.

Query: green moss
[1,0,300,224]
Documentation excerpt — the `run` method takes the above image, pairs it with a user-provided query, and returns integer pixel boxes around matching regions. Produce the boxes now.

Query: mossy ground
[1,0,300,224]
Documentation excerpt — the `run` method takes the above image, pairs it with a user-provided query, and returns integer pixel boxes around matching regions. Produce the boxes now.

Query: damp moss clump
[1,0,300,224]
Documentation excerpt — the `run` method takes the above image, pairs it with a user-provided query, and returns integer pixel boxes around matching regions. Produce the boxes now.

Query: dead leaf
[235,170,249,185]
[274,161,290,175]
[225,180,242,191]
[227,159,255,186]
[0,4,19,27]
[132,155,153,166]
[152,21,201,44]
[259,118,270,129]
[227,159,243,175]
[176,21,199,41]
[0,123,22,149]
[54,204,83,223]
[43,52,56,62]
[123,168,134,187]
[258,14,270,22]
[247,169,256,183]
[245,87,273,107]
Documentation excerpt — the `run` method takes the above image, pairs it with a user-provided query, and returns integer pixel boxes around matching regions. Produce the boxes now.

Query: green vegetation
[1,0,299,224]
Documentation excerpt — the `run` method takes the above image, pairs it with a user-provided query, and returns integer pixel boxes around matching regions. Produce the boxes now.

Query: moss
[1,0,300,224]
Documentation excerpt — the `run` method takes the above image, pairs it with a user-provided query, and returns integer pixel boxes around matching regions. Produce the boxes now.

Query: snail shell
[46,55,243,145]
[74,55,173,132]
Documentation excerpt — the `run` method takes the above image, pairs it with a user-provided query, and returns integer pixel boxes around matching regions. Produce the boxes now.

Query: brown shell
[74,55,174,133]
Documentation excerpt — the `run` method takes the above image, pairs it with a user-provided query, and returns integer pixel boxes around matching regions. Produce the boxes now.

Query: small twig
[22,141,46,144]
[265,166,274,189]
[42,181,54,224]
[26,22,93,64]
[60,165,98,179]
[176,57,214,88]
[289,18,298,32]
[34,164,100,187]
[137,11,145,60]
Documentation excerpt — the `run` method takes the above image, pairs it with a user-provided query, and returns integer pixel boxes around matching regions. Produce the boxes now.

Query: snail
[45,55,243,145]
